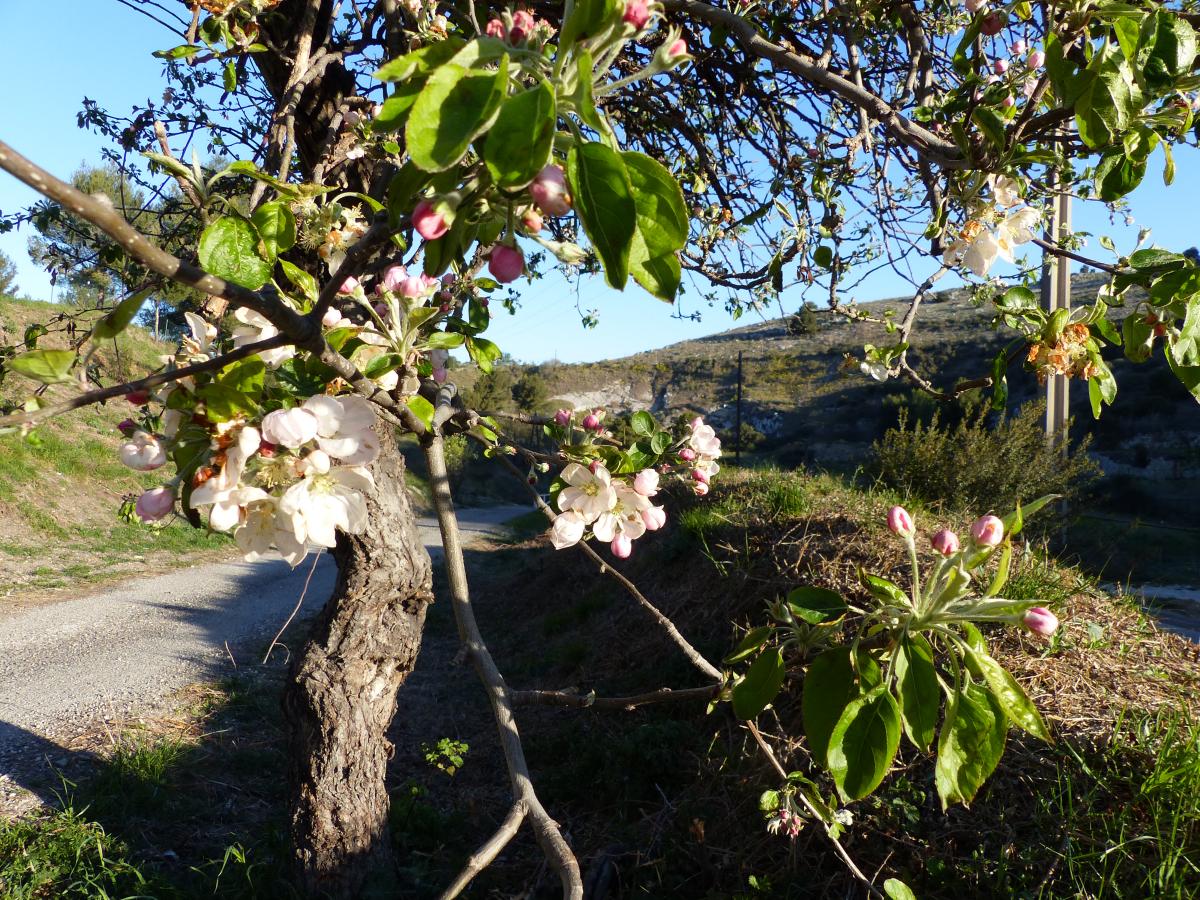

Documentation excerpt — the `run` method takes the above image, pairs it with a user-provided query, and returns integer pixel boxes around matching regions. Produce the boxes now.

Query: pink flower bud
[338,276,360,294]
[582,413,601,431]
[633,468,660,497]
[693,481,710,497]
[623,0,650,29]
[1022,606,1059,638]
[887,505,915,536]
[554,408,571,426]
[117,418,138,435]
[691,467,710,486]
[993,58,1009,75]
[641,504,667,531]
[611,533,633,558]
[412,199,450,240]
[126,390,151,406]
[432,366,448,384]
[931,528,960,556]
[120,432,168,471]
[135,486,176,523]
[382,264,408,293]
[1027,49,1045,68]
[510,9,535,42]
[530,164,572,216]
[589,459,603,474]
[485,17,506,39]
[521,208,544,233]
[668,38,688,57]
[679,447,697,462]
[488,244,524,283]
[980,11,1005,35]
[1002,93,1015,107]
[970,515,1005,547]
[258,439,277,458]
[1011,38,1027,55]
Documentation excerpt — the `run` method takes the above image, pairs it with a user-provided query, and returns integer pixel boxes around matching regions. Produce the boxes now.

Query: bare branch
[437,803,528,900]
[423,432,584,900]
[511,684,719,710]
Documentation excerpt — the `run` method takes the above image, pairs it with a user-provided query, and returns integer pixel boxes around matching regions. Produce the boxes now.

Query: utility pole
[734,350,743,465]
[1042,176,1071,450]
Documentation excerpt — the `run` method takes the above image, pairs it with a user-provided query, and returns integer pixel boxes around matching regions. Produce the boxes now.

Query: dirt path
[0,505,530,809]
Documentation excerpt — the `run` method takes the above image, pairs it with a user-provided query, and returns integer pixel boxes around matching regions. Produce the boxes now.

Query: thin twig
[511,684,719,710]
[262,550,324,665]
[438,803,528,900]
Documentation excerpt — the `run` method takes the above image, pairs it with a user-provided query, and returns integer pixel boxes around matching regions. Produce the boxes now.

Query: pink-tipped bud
[1002,93,1015,108]
[993,58,1009,75]
[126,390,151,406]
[611,533,633,558]
[668,38,688,57]
[1023,606,1059,638]
[980,11,1005,35]
[485,17,506,39]
[679,447,697,462]
[588,459,603,474]
[1011,38,1027,55]
[633,468,660,497]
[382,264,408,293]
[530,164,571,216]
[623,0,650,29]
[412,199,450,240]
[510,9,535,42]
[338,276,360,294]
[521,208,544,233]
[258,439,277,458]
[641,505,667,531]
[117,418,138,435]
[1027,49,1045,68]
[582,413,602,431]
[135,486,176,523]
[554,408,571,426]
[970,515,1005,547]
[694,481,710,497]
[488,244,524,283]
[887,505,915,536]
[691,467,710,486]
[931,529,960,556]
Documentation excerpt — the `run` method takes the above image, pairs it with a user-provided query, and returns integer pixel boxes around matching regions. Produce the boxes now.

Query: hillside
[0,297,230,598]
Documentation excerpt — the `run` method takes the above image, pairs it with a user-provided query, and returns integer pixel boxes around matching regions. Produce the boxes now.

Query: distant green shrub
[871,399,1100,516]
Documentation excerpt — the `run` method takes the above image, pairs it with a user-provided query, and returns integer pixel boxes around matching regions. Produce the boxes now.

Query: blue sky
[2,2,1198,363]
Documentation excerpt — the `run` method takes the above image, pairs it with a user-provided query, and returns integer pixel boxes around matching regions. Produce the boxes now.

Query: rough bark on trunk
[282,424,433,897]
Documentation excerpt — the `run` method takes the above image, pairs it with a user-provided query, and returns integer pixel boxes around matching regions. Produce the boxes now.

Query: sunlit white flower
[261,407,320,449]
[557,462,617,523]
[549,510,586,549]
[279,464,373,548]
[688,417,722,459]
[592,484,651,543]
[189,426,263,531]
[303,394,380,465]
[234,496,311,567]
[182,311,217,358]
[231,307,296,368]
[988,174,1020,208]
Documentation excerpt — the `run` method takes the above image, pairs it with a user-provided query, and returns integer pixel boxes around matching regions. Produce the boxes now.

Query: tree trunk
[282,424,433,897]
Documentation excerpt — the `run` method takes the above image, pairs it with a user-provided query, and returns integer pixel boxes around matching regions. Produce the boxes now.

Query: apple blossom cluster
[1025,322,1102,384]
[941,174,1041,278]
[119,392,380,568]
[547,413,721,558]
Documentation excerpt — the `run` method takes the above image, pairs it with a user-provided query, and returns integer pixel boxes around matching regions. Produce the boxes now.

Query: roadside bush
[871,398,1100,516]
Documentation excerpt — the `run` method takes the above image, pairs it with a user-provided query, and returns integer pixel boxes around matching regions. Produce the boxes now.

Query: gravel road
[0,505,530,801]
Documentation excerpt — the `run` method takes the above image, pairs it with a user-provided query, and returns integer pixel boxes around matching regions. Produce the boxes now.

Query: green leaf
[884,878,918,900]
[972,107,1007,150]
[466,336,503,374]
[1075,45,1139,149]
[1000,494,1057,539]
[813,245,834,268]
[423,331,466,350]
[986,541,1013,597]
[198,215,274,290]
[990,348,1009,412]
[406,394,436,430]
[935,682,1007,808]
[1142,12,1197,90]
[251,202,296,261]
[373,38,465,81]
[827,685,901,801]
[732,648,786,720]
[802,648,881,767]
[724,625,774,664]
[280,260,318,305]
[859,570,911,608]
[785,586,846,624]
[629,410,655,435]
[223,60,237,93]
[894,635,939,751]
[93,288,151,340]
[484,80,556,189]
[1171,295,1200,367]
[628,237,682,302]
[1094,151,1147,201]
[1130,247,1187,270]
[964,645,1051,741]
[214,355,265,398]
[621,152,688,257]
[406,57,509,173]
[559,0,620,49]
[567,142,637,290]
[6,349,75,384]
